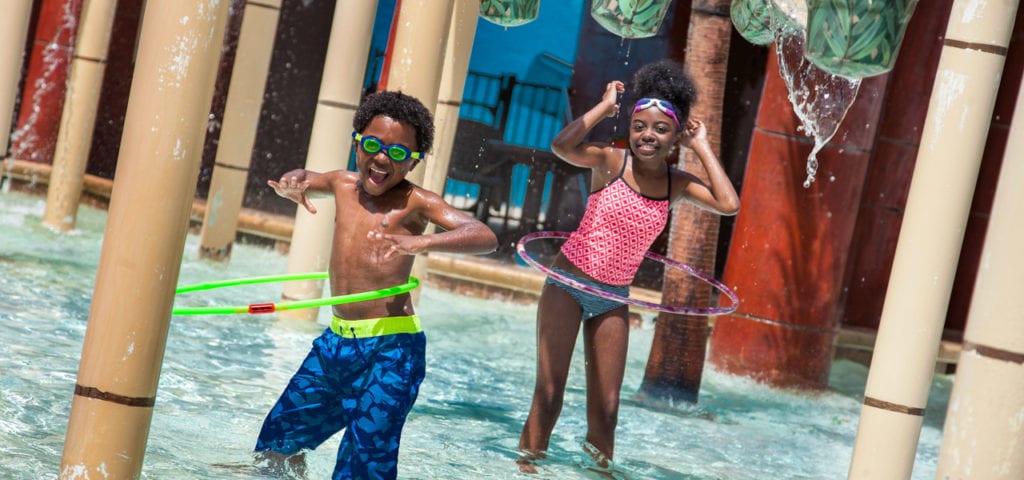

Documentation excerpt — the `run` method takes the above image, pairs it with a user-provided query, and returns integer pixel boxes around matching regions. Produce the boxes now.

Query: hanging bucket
[480,0,541,27]
[804,0,919,78]
[731,0,776,45]
[591,0,672,39]
[731,0,807,46]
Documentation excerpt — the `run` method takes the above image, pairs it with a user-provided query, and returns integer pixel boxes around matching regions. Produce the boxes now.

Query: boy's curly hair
[631,60,698,125]
[353,90,435,154]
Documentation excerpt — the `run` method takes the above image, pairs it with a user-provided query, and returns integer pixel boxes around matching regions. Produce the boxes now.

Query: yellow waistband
[330,315,422,338]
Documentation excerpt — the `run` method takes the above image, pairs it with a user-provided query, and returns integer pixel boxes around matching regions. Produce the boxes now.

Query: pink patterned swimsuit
[561,152,671,286]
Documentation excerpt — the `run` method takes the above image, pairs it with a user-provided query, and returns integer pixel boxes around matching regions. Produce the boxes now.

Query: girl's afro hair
[631,60,698,124]
[353,90,435,154]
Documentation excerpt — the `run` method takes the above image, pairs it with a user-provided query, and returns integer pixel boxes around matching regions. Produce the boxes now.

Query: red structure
[10,0,82,163]
[709,2,1024,388]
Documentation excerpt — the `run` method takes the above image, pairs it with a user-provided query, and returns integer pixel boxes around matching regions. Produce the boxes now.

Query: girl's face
[629,108,681,162]
[354,115,421,196]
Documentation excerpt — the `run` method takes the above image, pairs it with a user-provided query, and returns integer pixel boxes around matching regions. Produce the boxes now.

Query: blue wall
[470,1,584,88]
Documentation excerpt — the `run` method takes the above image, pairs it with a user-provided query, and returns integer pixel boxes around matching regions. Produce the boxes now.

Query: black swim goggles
[352,132,423,162]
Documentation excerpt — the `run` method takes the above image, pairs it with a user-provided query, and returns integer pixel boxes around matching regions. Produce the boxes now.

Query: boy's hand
[366,230,426,261]
[267,175,317,214]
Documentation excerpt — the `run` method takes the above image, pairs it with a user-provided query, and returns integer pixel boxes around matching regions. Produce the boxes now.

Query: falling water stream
[765,2,862,187]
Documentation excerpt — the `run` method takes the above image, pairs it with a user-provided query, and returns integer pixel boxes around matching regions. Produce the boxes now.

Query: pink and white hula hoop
[516,231,738,316]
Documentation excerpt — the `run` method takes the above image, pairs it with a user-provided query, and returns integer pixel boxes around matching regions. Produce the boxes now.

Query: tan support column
[934,76,1024,480]
[383,0,453,188]
[422,0,478,199]
[0,1,32,162]
[848,1,1020,478]
[280,0,378,321]
[41,0,119,231]
[198,0,282,261]
[59,1,229,478]
[382,0,454,295]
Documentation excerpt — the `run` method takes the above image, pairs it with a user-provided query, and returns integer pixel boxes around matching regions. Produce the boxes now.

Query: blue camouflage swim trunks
[255,315,426,480]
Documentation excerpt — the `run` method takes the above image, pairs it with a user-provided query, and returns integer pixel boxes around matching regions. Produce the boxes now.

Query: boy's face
[354,115,421,196]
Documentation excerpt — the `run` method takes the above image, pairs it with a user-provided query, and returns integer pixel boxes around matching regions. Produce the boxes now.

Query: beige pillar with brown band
[422,1,478,199]
[934,75,1024,479]
[382,0,453,188]
[59,1,229,478]
[383,0,453,295]
[41,0,118,231]
[0,0,33,164]
[280,0,378,321]
[198,0,282,261]
[847,1,1020,478]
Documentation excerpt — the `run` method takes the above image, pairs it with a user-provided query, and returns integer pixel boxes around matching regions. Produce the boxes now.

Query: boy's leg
[332,332,426,480]
[256,331,351,457]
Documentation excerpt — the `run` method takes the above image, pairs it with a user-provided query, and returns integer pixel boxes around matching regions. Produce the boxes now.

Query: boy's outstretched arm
[267,169,338,214]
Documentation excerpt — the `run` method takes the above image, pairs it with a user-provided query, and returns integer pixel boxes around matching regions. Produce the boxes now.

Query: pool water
[0,190,949,479]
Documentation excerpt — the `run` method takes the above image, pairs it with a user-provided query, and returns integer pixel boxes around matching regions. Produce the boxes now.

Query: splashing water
[8,1,79,160]
[767,3,861,188]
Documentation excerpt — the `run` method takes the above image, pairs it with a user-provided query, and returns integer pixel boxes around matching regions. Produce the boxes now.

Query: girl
[518,60,740,468]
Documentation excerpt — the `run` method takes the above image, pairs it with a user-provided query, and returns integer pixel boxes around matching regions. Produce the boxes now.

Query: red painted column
[10,0,83,164]
[708,46,889,389]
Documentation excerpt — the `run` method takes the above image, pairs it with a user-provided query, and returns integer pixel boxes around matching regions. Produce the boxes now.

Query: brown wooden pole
[640,0,731,404]
[59,0,229,477]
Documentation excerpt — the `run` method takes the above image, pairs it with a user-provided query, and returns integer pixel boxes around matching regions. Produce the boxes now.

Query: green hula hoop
[172,272,419,316]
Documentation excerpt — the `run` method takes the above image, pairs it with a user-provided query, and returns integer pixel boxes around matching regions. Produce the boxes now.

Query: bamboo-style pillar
[934,74,1024,480]
[423,0,478,201]
[280,0,378,322]
[59,1,229,477]
[198,0,282,261]
[380,0,454,295]
[380,0,453,188]
[848,0,1020,477]
[42,0,118,231]
[0,1,33,160]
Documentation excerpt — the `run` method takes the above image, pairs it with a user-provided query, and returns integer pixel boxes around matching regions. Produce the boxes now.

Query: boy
[257,90,498,479]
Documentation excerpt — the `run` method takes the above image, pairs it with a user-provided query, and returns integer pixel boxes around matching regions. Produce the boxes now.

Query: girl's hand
[601,81,625,118]
[681,119,709,149]
[267,175,317,214]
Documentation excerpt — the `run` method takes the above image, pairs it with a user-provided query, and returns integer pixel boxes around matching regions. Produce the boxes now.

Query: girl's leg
[581,306,630,463]
[519,282,584,453]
